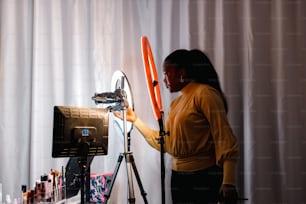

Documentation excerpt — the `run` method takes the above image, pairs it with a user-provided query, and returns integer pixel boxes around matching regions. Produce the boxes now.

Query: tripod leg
[103,154,124,204]
[125,152,136,204]
[129,154,149,204]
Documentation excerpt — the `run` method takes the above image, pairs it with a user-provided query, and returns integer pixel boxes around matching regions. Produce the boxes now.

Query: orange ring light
[141,36,163,120]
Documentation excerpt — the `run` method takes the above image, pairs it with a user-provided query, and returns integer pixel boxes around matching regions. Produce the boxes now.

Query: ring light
[111,70,134,133]
[141,36,163,120]
[141,36,168,204]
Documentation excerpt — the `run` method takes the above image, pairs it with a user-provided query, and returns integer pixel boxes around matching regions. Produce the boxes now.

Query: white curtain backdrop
[1,0,306,203]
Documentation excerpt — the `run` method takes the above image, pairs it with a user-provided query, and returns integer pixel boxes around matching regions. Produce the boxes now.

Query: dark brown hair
[164,49,228,112]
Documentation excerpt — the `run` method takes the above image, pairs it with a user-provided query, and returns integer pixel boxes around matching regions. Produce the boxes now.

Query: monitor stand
[65,156,94,202]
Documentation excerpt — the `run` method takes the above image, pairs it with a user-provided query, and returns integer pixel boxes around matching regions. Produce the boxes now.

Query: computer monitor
[52,106,109,158]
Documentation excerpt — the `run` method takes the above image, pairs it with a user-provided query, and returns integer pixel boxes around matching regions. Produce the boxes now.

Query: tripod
[103,106,148,204]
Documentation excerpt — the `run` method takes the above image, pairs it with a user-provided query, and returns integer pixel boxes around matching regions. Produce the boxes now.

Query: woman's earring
[180,75,184,83]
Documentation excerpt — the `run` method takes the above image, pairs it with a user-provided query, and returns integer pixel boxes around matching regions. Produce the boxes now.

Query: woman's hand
[219,184,238,204]
[112,106,138,123]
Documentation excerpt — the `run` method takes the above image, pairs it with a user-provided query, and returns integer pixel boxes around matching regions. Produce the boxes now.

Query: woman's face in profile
[163,64,185,93]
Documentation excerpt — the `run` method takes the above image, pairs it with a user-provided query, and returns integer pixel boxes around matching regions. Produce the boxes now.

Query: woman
[114,49,239,204]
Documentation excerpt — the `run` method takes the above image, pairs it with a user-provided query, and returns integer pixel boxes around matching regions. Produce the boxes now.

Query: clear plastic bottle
[21,185,27,204]
[0,183,2,203]
[5,194,12,204]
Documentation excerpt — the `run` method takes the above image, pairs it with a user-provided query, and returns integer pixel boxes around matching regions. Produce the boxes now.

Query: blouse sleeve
[133,118,161,151]
[197,86,239,185]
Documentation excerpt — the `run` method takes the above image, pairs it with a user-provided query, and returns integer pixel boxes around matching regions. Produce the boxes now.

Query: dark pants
[171,165,223,204]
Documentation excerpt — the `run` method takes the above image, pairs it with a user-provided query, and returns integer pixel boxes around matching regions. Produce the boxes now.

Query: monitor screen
[52,106,109,158]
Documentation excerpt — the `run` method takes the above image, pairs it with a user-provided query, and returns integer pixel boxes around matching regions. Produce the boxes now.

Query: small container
[0,183,2,203]
[21,185,27,203]
[6,194,12,203]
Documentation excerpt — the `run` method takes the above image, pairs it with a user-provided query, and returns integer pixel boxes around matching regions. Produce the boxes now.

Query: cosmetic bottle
[21,185,27,204]
[0,183,3,204]
[40,175,48,201]
[6,194,12,204]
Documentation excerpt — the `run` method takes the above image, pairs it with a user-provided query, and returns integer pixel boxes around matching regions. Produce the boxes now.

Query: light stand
[104,105,148,204]
[141,35,169,204]
[92,90,148,204]
[156,112,169,204]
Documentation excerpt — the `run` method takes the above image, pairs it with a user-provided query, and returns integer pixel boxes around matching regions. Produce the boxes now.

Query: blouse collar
[180,81,197,95]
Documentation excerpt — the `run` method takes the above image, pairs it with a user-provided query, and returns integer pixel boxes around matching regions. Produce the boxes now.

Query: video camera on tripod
[92,88,129,111]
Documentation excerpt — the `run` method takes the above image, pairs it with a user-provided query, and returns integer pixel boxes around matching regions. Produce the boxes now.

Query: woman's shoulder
[193,83,223,104]
[193,82,218,95]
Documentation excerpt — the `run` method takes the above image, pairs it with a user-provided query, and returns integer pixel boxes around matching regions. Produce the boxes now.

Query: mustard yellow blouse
[133,82,239,185]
